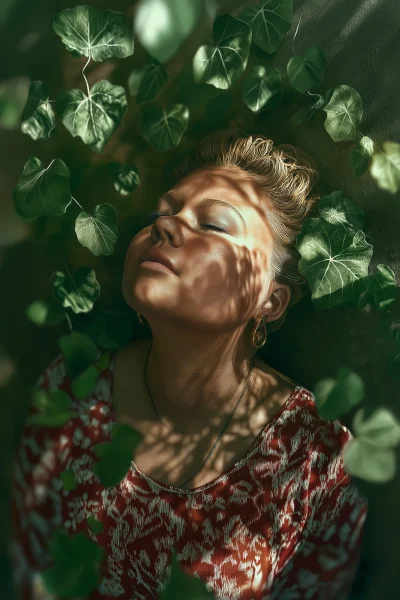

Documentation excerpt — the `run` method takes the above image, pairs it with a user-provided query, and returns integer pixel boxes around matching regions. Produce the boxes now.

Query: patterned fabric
[10,352,368,600]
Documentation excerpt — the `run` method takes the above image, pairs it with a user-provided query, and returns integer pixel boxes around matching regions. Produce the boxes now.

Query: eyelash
[145,211,227,234]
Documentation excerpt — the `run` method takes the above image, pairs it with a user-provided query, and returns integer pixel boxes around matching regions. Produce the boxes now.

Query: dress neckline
[107,350,304,495]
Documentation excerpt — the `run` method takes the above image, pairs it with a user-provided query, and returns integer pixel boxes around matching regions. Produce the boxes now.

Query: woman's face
[122,166,279,333]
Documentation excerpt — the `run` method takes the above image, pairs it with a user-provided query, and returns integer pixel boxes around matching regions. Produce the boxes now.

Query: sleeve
[9,354,68,600]
[271,471,369,600]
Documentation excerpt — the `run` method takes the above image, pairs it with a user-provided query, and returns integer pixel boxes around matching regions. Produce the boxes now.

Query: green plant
[12,1,400,598]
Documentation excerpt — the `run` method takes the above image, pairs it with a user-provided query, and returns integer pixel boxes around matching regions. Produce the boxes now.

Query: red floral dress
[10,352,368,600]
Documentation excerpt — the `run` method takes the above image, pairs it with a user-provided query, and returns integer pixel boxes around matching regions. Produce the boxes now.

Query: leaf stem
[71,196,84,211]
[82,55,91,97]
[65,311,73,332]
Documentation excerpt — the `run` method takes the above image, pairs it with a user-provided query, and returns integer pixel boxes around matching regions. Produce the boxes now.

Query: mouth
[137,248,177,274]
[138,261,175,274]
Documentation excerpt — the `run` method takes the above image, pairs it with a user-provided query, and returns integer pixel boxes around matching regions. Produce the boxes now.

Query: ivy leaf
[20,81,55,140]
[356,264,399,312]
[13,157,72,220]
[42,530,105,598]
[242,65,282,112]
[93,423,143,487]
[236,0,293,54]
[350,136,375,178]
[290,94,324,125]
[109,162,141,195]
[344,407,400,483]
[370,141,400,194]
[51,266,100,314]
[56,80,128,153]
[160,550,215,599]
[75,204,119,256]
[141,102,189,152]
[26,389,78,428]
[83,309,134,351]
[60,470,79,491]
[52,6,134,61]
[25,300,65,327]
[71,365,101,400]
[317,190,364,232]
[313,367,365,421]
[134,0,216,64]
[87,515,104,535]
[323,85,363,142]
[193,14,252,90]
[128,59,168,104]
[296,217,373,310]
[58,331,100,380]
[287,46,327,93]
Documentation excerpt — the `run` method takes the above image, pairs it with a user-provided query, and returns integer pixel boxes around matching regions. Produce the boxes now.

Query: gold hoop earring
[137,311,145,325]
[251,314,267,348]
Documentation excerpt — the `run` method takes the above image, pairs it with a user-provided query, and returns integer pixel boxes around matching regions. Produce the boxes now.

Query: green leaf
[370,141,400,194]
[287,46,327,93]
[25,300,65,326]
[52,6,134,62]
[343,437,396,483]
[56,80,128,153]
[93,423,143,487]
[52,266,100,314]
[13,157,72,220]
[242,65,282,112]
[193,14,252,90]
[323,85,363,142]
[313,367,365,421]
[353,407,400,449]
[128,59,168,103]
[317,190,364,232]
[296,217,373,309]
[350,136,375,178]
[20,81,55,140]
[87,515,104,535]
[71,365,101,400]
[236,0,293,54]
[43,530,105,598]
[356,264,399,312]
[31,388,71,413]
[290,94,324,125]
[134,0,216,64]
[141,102,189,152]
[83,310,134,351]
[160,550,215,599]
[0,76,30,130]
[58,331,100,380]
[60,470,79,491]
[94,351,111,371]
[75,203,119,256]
[109,162,141,195]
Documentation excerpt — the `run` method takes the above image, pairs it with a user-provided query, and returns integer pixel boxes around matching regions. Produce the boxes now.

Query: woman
[10,132,368,600]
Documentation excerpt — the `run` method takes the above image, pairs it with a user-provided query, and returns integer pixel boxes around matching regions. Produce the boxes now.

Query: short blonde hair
[173,130,321,332]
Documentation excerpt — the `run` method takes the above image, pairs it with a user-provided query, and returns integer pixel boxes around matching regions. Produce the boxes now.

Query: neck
[142,322,258,433]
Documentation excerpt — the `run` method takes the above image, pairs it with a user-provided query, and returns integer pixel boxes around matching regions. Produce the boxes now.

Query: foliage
[11,0,400,598]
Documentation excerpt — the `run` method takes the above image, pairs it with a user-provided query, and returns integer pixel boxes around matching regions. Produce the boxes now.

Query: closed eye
[145,211,227,234]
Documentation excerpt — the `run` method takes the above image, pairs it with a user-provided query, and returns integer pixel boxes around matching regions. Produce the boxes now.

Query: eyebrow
[163,190,247,231]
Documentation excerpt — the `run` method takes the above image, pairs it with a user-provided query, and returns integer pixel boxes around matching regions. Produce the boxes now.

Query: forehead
[172,166,274,246]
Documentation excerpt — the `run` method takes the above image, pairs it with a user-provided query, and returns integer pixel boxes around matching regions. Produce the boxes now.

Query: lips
[138,247,177,274]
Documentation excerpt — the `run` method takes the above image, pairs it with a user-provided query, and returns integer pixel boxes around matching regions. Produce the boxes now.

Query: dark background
[1,0,399,598]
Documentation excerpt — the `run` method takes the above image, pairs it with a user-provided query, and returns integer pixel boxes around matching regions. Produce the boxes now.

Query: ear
[258,281,291,323]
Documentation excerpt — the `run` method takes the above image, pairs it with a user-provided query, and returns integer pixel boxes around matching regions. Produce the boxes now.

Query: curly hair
[172,129,321,333]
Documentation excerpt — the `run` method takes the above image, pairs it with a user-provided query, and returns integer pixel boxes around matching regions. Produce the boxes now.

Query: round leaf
[296,217,373,309]
[141,102,189,152]
[236,0,293,54]
[25,300,65,326]
[21,80,55,140]
[290,94,324,125]
[95,351,111,371]
[52,266,100,314]
[193,14,252,90]
[356,264,399,312]
[134,0,215,64]
[350,136,375,178]
[353,407,400,449]
[13,157,72,220]
[317,190,364,232]
[75,203,119,256]
[323,85,363,142]
[287,46,327,93]
[242,65,282,112]
[71,365,101,400]
[313,367,365,421]
[52,6,134,62]
[93,447,133,487]
[370,141,400,194]
[109,162,141,195]
[343,437,396,483]
[128,60,168,104]
[58,331,100,380]
[56,80,128,153]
